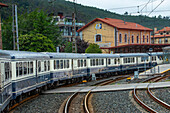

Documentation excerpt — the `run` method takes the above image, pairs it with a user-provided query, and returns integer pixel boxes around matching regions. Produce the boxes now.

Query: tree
[2,10,62,50]
[64,42,72,53]
[85,43,102,53]
[19,33,55,52]
[76,38,89,53]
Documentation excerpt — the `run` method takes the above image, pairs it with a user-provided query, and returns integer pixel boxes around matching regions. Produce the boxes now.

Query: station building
[152,27,170,44]
[77,18,170,53]
[0,3,8,49]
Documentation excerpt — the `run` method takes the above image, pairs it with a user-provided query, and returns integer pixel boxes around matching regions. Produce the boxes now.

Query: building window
[125,34,127,43]
[119,33,122,43]
[95,34,102,42]
[167,32,169,35]
[147,35,149,43]
[143,35,145,43]
[159,39,162,44]
[160,32,163,35]
[132,35,134,43]
[137,36,139,43]
[165,38,168,43]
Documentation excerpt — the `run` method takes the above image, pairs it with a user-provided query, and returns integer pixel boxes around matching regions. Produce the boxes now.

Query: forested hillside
[1,0,170,30]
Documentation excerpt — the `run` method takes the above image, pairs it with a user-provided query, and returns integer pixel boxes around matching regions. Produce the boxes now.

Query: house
[152,27,170,44]
[54,12,85,41]
[0,3,8,49]
[77,18,154,53]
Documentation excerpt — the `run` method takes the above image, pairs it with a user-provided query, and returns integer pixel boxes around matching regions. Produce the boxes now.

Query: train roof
[45,53,87,59]
[119,53,148,57]
[84,54,120,58]
[150,52,163,56]
[0,50,50,59]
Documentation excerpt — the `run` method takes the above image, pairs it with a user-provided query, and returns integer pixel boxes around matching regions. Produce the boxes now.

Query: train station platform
[43,81,170,94]
[139,64,170,76]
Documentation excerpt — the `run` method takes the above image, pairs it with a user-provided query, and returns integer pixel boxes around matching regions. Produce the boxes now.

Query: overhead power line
[108,0,158,10]
[148,0,165,16]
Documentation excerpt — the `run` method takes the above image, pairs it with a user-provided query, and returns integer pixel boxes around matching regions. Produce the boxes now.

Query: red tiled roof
[77,18,153,32]
[155,27,170,34]
[0,3,8,7]
[151,34,170,38]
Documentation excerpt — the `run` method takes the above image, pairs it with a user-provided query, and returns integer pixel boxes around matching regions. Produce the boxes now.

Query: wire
[148,0,165,16]
[140,0,151,13]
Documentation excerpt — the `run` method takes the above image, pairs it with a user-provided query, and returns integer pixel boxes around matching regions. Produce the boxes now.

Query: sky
[67,0,170,17]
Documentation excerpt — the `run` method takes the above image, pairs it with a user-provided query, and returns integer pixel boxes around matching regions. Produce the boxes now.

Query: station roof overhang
[100,44,170,50]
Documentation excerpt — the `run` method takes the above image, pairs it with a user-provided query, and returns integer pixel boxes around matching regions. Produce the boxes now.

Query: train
[0,50,164,112]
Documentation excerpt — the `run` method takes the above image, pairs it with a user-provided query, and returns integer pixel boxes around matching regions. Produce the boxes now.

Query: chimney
[154,27,157,34]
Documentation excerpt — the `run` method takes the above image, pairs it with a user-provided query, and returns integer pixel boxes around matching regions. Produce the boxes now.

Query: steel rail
[64,92,78,113]
[132,88,158,113]
[84,91,91,113]
[147,84,170,110]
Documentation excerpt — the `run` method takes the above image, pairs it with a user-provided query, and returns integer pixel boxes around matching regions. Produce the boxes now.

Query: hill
[1,0,170,30]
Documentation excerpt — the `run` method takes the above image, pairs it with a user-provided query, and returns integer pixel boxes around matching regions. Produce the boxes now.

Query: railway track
[62,75,130,113]
[133,74,170,112]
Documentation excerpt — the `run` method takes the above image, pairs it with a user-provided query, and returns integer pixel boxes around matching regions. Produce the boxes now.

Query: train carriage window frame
[38,61,41,72]
[90,59,93,66]
[96,59,99,66]
[30,61,33,74]
[48,60,50,71]
[81,59,83,67]
[108,59,111,65]
[23,62,27,75]
[84,59,86,67]
[60,60,63,69]
[93,59,95,66]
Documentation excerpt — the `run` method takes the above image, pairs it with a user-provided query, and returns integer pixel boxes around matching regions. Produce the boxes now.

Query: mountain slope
[1,0,170,30]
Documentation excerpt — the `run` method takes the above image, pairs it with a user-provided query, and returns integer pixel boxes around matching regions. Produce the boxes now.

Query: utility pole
[0,3,8,49]
[72,0,77,53]
[12,4,19,51]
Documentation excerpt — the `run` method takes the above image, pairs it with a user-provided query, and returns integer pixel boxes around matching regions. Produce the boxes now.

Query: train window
[96,59,98,66]
[78,60,80,67]
[84,60,86,67]
[102,59,104,65]
[60,60,63,69]
[48,61,50,71]
[128,58,130,63]
[5,62,11,80]
[133,58,135,63]
[38,61,41,72]
[56,60,59,69]
[67,60,69,68]
[16,62,19,77]
[64,60,67,68]
[19,62,22,76]
[30,61,33,74]
[44,61,47,71]
[81,60,83,67]
[118,58,120,64]
[24,62,27,75]
[108,59,111,65]
[114,59,117,64]
[90,59,93,66]
[93,59,95,66]
[123,58,125,63]
[28,62,30,74]
[54,60,56,69]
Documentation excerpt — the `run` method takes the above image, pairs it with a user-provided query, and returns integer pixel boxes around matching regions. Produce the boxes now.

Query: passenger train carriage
[0,50,165,112]
[45,53,87,85]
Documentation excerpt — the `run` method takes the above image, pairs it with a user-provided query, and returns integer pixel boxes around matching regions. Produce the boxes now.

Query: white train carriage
[120,53,150,71]
[0,50,50,100]
[85,54,120,76]
[0,58,12,111]
[149,52,163,66]
[45,53,87,84]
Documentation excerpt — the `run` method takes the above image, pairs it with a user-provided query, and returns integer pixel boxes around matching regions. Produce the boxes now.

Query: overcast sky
[67,0,170,17]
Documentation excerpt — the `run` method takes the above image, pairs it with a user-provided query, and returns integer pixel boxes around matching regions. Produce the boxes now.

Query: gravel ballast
[12,93,72,113]
[92,91,141,113]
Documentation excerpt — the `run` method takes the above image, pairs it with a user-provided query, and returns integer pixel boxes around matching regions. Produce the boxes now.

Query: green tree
[85,43,102,53]
[64,41,72,53]
[2,9,62,50]
[19,33,55,52]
